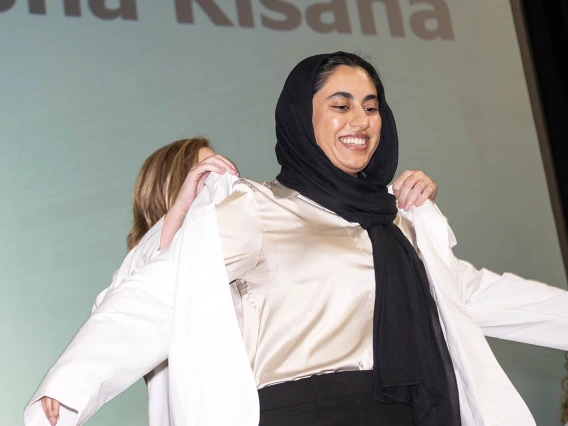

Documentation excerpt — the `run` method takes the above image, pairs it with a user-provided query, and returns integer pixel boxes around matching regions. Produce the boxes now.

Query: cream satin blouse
[216,179,416,389]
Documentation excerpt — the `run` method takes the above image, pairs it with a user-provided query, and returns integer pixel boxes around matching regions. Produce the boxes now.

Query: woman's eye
[364,107,378,113]
[332,105,349,111]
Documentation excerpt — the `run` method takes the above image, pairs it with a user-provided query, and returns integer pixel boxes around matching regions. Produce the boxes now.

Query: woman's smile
[338,132,370,150]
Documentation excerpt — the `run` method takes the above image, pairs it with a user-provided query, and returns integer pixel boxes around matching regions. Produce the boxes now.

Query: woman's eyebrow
[325,92,378,102]
[326,91,352,100]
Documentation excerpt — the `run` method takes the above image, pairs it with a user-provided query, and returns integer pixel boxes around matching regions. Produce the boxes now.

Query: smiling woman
[267,51,459,425]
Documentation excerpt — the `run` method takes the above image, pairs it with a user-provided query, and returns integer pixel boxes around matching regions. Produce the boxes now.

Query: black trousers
[258,371,414,425]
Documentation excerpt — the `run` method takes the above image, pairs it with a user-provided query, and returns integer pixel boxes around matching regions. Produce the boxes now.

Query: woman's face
[312,65,381,176]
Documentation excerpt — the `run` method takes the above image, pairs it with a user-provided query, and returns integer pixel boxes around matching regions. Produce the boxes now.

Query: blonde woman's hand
[160,154,238,251]
[172,154,239,215]
[392,170,438,211]
[41,397,60,426]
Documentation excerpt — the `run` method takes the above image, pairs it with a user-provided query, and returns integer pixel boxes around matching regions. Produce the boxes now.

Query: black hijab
[275,52,461,425]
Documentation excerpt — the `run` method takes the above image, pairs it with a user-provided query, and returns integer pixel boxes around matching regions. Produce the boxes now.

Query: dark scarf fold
[275,52,460,425]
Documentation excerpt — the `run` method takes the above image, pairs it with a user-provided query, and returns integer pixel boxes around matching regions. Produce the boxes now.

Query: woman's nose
[349,108,370,129]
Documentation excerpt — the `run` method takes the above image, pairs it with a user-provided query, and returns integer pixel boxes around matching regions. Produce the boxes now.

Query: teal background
[1,1,566,425]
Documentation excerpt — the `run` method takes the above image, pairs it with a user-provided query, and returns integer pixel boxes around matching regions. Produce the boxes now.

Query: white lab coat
[24,173,568,426]
[91,216,169,426]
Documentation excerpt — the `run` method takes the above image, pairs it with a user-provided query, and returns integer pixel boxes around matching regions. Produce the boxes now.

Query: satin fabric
[217,179,418,389]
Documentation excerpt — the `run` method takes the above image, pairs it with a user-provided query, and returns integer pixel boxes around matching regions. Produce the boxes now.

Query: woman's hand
[160,154,238,250]
[392,170,438,211]
[172,154,239,215]
[41,397,60,426]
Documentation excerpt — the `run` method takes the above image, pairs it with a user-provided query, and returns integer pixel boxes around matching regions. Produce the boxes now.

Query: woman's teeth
[340,137,367,146]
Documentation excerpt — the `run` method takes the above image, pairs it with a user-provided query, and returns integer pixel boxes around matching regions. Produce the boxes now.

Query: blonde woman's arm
[160,154,238,250]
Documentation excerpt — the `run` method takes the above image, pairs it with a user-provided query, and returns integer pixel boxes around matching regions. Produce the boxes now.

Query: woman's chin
[336,162,368,176]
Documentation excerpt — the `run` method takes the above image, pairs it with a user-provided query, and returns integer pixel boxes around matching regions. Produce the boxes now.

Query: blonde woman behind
[41,137,239,426]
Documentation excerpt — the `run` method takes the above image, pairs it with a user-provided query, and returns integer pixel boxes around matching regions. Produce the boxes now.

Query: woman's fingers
[391,171,411,197]
[41,397,49,416]
[413,185,435,207]
[41,397,60,426]
[52,399,60,420]
[397,171,421,210]
[392,170,438,210]
[391,170,413,201]
[422,179,438,201]
[191,162,231,179]
[196,155,238,176]
[42,397,52,418]
[209,154,239,175]
[405,181,425,210]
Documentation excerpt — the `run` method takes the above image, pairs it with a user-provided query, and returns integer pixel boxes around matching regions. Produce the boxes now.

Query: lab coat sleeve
[460,258,568,351]
[24,242,176,426]
[92,269,124,313]
[91,219,164,312]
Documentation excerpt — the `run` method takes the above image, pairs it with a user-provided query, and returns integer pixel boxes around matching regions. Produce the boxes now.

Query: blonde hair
[562,352,568,424]
[126,137,211,250]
